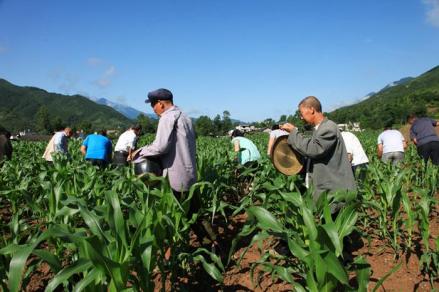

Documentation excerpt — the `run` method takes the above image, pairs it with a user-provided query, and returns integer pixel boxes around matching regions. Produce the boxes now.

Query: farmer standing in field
[80,130,113,168]
[407,114,439,165]
[340,130,369,180]
[113,124,142,166]
[377,122,407,165]
[135,88,197,193]
[43,127,73,162]
[134,89,216,248]
[281,96,356,212]
[230,129,261,166]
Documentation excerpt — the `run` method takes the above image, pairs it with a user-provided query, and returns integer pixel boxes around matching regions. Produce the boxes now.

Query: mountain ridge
[329,65,439,129]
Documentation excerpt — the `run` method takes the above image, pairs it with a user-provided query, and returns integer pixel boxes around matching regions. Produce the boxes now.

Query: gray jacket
[136,106,197,192]
[288,118,356,200]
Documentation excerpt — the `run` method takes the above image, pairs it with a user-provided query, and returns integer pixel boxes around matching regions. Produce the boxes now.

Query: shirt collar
[162,105,176,116]
[314,118,326,130]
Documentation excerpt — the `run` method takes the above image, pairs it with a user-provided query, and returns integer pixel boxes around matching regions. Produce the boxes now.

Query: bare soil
[3,196,438,292]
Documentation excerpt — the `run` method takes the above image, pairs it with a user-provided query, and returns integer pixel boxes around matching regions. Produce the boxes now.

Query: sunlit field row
[0,131,438,291]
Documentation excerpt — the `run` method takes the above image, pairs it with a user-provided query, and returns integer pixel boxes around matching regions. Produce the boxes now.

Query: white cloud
[327,99,357,112]
[424,0,439,27]
[86,57,118,89]
[94,65,116,89]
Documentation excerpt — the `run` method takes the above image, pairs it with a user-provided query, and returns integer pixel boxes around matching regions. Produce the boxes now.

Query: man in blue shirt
[80,130,112,168]
[407,114,439,165]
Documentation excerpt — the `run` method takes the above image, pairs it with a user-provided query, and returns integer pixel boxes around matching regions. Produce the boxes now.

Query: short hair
[299,96,322,113]
[407,114,417,122]
[271,124,280,130]
[131,124,142,131]
[0,129,11,138]
[231,129,244,138]
[384,120,393,129]
[99,129,107,136]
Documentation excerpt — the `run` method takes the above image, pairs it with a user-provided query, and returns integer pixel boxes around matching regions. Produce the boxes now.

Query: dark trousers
[86,158,108,168]
[417,141,439,165]
[113,151,128,166]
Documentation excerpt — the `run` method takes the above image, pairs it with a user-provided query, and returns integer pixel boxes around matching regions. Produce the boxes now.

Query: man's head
[384,120,393,130]
[145,88,174,116]
[64,127,73,138]
[230,129,244,139]
[298,96,324,126]
[131,124,142,136]
[407,114,417,125]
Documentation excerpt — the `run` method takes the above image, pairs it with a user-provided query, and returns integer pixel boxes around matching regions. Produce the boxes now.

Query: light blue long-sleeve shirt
[53,131,69,155]
[135,106,197,192]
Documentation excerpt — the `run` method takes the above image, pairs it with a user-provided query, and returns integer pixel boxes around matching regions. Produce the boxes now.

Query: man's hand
[280,123,295,133]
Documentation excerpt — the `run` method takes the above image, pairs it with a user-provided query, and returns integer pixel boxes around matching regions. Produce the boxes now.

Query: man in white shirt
[340,131,369,180]
[267,124,289,156]
[377,123,407,165]
[43,127,73,162]
[113,125,142,166]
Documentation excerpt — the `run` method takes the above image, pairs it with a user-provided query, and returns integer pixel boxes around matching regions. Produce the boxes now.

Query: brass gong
[271,136,304,175]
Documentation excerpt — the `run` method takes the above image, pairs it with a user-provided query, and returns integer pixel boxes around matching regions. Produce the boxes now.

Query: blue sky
[1,0,438,122]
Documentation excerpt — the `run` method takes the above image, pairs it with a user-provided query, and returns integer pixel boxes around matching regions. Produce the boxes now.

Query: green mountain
[329,65,439,129]
[0,78,131,132]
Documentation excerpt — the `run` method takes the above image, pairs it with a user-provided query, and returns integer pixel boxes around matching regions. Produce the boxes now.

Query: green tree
[213,114,222,136]
[78,121,93,134]
[222,110,233,133]
[262,118,275,128]
[287,110,303,127]
[35,106,51,134]
[195,115,214,136]
[51,116,64,132]
[278,114,287,123]
[136,114,157,134]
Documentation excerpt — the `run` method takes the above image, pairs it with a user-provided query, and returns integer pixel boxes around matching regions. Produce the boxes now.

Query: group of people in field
[41,125,142,169]
[1,89,438,249]
[376,114,439,166]
[1,91,439,194]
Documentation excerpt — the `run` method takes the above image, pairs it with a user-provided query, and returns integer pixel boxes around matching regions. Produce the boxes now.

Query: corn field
[0,131,438,291]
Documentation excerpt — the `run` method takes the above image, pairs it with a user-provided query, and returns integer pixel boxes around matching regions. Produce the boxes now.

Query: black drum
[133,157,163,177]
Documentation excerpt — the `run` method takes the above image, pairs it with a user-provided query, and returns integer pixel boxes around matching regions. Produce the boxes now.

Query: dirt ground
[160,193,439,292]
[4,196,439,292]
[152,202,439,292]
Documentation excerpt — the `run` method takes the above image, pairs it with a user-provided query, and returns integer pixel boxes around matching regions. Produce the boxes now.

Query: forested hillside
[329,65,439,129]
[0,79,131,132]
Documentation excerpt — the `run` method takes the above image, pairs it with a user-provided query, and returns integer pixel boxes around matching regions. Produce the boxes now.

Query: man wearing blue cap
[135,88,197,193]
